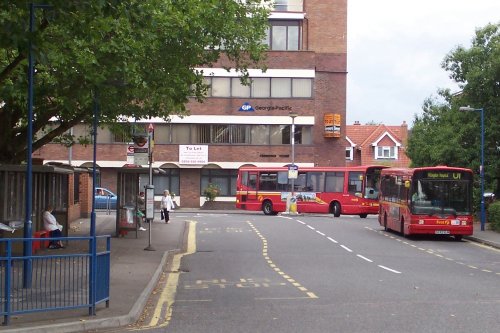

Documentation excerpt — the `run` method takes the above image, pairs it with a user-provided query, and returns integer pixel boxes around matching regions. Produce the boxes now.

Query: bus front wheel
[332,202,341,217]
[262,200,274,215]
[359,213,368,218]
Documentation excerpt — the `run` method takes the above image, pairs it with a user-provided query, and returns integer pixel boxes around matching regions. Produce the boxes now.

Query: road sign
[288,165,298,179]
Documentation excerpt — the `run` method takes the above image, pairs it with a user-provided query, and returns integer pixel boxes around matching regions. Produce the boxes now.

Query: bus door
[346,171,363,212]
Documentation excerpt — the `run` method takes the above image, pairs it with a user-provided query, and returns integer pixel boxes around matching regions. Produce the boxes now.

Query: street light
[24,2,52,290]
[459,106,485,231]
[288,111,298,214]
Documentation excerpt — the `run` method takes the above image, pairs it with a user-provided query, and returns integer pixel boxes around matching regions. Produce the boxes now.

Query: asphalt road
[120,213,500,333]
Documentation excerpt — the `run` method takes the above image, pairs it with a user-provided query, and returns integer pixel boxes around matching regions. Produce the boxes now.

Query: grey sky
[347,0,500,127]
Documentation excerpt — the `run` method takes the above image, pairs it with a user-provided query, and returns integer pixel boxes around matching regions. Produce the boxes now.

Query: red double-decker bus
[378,166,474,240]
[236,165,387,217]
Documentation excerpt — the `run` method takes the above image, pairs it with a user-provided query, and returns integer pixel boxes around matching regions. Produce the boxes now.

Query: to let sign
[179,145,208,165]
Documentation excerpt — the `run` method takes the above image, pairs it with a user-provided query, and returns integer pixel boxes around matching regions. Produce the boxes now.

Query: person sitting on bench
[43,205,64,249]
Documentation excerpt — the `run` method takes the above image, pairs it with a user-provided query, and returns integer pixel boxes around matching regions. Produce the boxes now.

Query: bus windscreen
[411,171,472,216]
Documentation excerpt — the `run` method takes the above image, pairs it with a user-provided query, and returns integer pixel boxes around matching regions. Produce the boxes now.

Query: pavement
[3,210,500,333]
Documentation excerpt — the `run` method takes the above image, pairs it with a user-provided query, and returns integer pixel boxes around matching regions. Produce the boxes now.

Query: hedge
[488,201,500,232]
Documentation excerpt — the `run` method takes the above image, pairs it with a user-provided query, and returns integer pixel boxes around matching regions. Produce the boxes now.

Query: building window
[251,78,271,98]
[139,169,180,196]
[212,125,230,143]
[231,125,250,144]
[273,0,303,12]
[201,169,238,196]
[270,125,309,145]
[204,76,312,98]
[231,78,251,98]
[135,124,311,145]
[271,78,292,98]
[250,125,269,144]
[266,20,301,51]
[375,146,397,159]
[195,124,211,144]
[193,125,250,144]
[292,78,312,98]
[171,124,191,144]
[211,77,231,97]
[346,147,353,160]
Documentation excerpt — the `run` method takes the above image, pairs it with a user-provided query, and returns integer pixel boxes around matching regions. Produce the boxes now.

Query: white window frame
[375,146,397,159]
[345,137,356,161]
[372,132,400,160]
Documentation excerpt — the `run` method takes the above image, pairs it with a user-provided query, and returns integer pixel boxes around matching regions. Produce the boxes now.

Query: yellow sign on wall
[324,114,341,138]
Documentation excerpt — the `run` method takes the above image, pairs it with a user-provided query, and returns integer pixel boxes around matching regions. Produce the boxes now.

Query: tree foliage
[407,22,500,194]
[0,0,271,163]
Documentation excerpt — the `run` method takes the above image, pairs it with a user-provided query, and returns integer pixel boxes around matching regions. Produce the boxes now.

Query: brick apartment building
[35,0,349,209]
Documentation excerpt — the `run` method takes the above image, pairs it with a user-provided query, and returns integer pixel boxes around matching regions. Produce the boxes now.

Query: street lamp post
[459,106,485,231]
[288,111,298,214]
[24,2,52,289]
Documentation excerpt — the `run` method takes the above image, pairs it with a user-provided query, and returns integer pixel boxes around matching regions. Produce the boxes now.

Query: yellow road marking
[144,220,197,329]
[247,221,318,299]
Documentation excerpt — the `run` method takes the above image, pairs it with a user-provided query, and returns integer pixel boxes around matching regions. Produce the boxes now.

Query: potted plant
[203,183,220,202]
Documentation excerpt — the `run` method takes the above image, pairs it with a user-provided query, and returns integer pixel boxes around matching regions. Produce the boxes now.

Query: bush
[488,201,500,231]
[203,183,220,202]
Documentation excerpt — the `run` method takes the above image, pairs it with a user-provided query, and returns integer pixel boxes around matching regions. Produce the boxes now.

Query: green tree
[407,22,500,195]
[0,0,270,163]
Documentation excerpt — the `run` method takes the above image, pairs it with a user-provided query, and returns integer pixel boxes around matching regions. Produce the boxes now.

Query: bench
[33,230,49,252]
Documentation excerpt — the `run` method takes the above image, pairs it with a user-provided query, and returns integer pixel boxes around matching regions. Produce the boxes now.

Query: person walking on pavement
[137,191,147,231]
[161,190,175,223]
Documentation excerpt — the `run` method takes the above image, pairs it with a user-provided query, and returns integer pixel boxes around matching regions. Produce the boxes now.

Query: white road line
[327,237,338,243]
[297,220,403,277]
[378,265,402,274]
[357,254,373,262]
[340,245,353,252]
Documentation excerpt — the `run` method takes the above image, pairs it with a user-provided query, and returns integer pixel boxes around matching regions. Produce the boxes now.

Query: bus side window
[325,172,344,193]
[295,173,306,191]
[348,171,363,196]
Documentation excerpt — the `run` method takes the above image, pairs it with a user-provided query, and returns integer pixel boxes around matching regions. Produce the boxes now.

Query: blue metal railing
[0,236,110,325]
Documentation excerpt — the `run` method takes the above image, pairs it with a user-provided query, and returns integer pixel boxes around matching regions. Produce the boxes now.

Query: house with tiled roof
[345,121,411,167]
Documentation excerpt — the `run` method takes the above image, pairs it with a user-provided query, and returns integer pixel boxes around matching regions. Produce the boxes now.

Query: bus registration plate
[435,230,450,235]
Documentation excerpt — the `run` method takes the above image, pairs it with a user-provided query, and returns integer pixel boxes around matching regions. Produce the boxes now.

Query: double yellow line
[142,221,197,329]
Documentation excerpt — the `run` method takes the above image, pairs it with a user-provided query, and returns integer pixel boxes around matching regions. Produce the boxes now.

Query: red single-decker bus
[236,165,387,217]
[378,166,474,240]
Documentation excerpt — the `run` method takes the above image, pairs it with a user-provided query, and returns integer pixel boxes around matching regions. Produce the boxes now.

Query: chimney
[354,121,361,125]
[400,121,408,142]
